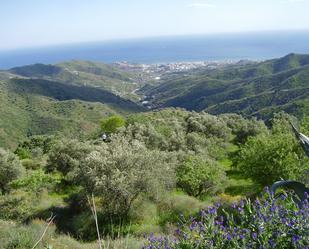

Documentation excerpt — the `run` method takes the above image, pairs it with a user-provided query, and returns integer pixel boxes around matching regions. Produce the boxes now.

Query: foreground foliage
[176,155,227,197]
[143,190,309,249]
[235,114,309,186]
[0,109,308,247]
[0,148,24,194]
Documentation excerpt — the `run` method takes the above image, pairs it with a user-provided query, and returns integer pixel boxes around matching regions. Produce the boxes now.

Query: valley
[0,54,308,249]
[1,53,309,149]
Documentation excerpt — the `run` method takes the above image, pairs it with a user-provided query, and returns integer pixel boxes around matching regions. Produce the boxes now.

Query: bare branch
[88,194,103,249]
[31,213,56,249]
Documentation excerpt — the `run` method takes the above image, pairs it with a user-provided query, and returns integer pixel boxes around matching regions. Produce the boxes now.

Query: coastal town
[113,59,254,108]
[113,59,248,81]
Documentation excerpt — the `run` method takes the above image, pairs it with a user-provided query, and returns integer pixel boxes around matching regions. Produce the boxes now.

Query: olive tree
[75,135,177,216]
[46,139,94,176]
[220,113,268,144]
[186,112,232,141]
[0,148,24,194]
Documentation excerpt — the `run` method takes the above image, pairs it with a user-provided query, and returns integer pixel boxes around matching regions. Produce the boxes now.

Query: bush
[220,113,268,144]
[101,115,126,134]
[157,192,205,226]
[10,169,61,193]
[46,139,94,176]
[0,191,36,221]
[75,135,177,216]
[0,219,99,249]
[234,132,308,186]
[186,112,231,141]
[144,190,309,249]
[21,159,41,170]
[0,148,24,194]
[177,155,227,197]
[14,147,32,160]
[14,135,56,159]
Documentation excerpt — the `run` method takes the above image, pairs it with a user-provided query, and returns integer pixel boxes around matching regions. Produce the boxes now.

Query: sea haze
[1,30,309,69]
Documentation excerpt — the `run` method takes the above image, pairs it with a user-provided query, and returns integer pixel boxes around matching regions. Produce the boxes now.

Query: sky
[1,0,309,50]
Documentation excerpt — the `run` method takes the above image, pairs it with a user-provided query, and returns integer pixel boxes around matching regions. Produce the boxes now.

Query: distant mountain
[9,60,141,100]
[2,54,309,148]
[0,67,144,148]
[141,54,309,118]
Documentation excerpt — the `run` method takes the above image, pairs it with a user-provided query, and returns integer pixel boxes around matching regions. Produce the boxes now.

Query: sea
[1,30,309,69]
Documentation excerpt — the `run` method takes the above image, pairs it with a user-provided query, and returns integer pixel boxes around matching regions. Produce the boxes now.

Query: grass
[0,219,143,249]
[219,151,259,198]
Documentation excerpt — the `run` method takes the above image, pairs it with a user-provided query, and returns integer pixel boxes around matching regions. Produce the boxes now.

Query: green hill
[0,72,143,149]
[2,54,309,148]
[9,60,141,100]
[141,54,309,118]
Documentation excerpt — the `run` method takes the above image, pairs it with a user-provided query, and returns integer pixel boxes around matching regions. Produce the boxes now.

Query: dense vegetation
[0,108,308,248]
[0,55,309,248]
[1,54,309,149]
[144,190,309,249]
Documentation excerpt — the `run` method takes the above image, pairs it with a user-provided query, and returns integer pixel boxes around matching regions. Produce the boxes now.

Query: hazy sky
[1,0,309,50]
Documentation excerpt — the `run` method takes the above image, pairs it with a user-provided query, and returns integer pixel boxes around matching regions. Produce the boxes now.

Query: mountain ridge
[141,53,309,118]
[0,62,144,148]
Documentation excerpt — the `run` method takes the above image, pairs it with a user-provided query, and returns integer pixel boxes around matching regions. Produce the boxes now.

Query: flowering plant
[143,189,309,249]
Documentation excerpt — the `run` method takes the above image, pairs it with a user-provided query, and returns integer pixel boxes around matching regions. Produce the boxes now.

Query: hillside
[2,54,309,148]
[0,72,143,149]
[9,60,141,100]
[141,53,309,118]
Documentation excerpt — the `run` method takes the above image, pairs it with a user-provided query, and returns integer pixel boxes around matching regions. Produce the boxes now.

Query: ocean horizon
[1,30,309,69]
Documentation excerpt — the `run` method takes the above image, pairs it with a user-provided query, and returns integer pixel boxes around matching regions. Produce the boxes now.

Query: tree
[15,135,56,159]
[46,139,94,176]
[234,132,308,186]
[0,148,24,194]
[176,155,227,197]
[75,135,177,216]
[100,115,126,134]
[220,113,268,144]
[187,112,232,141]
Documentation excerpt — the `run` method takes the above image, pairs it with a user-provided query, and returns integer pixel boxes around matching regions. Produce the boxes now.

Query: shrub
[220,113,268,144]
[21,159,41,170]
[234,132,308,186]
[75,135,177,216]
[46,139,94,176]
[14,135,56,159]
[186,112,231,141]
[101,115,126,134]
[144,190,309,249]
[0,219,98,249]
[14,147,32,160]
[157,192,205,226]
[177,155,227,197]
[0,148,24,194]
[0,190,36,220]
[123,110,232,155]
[10,169,61,193]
